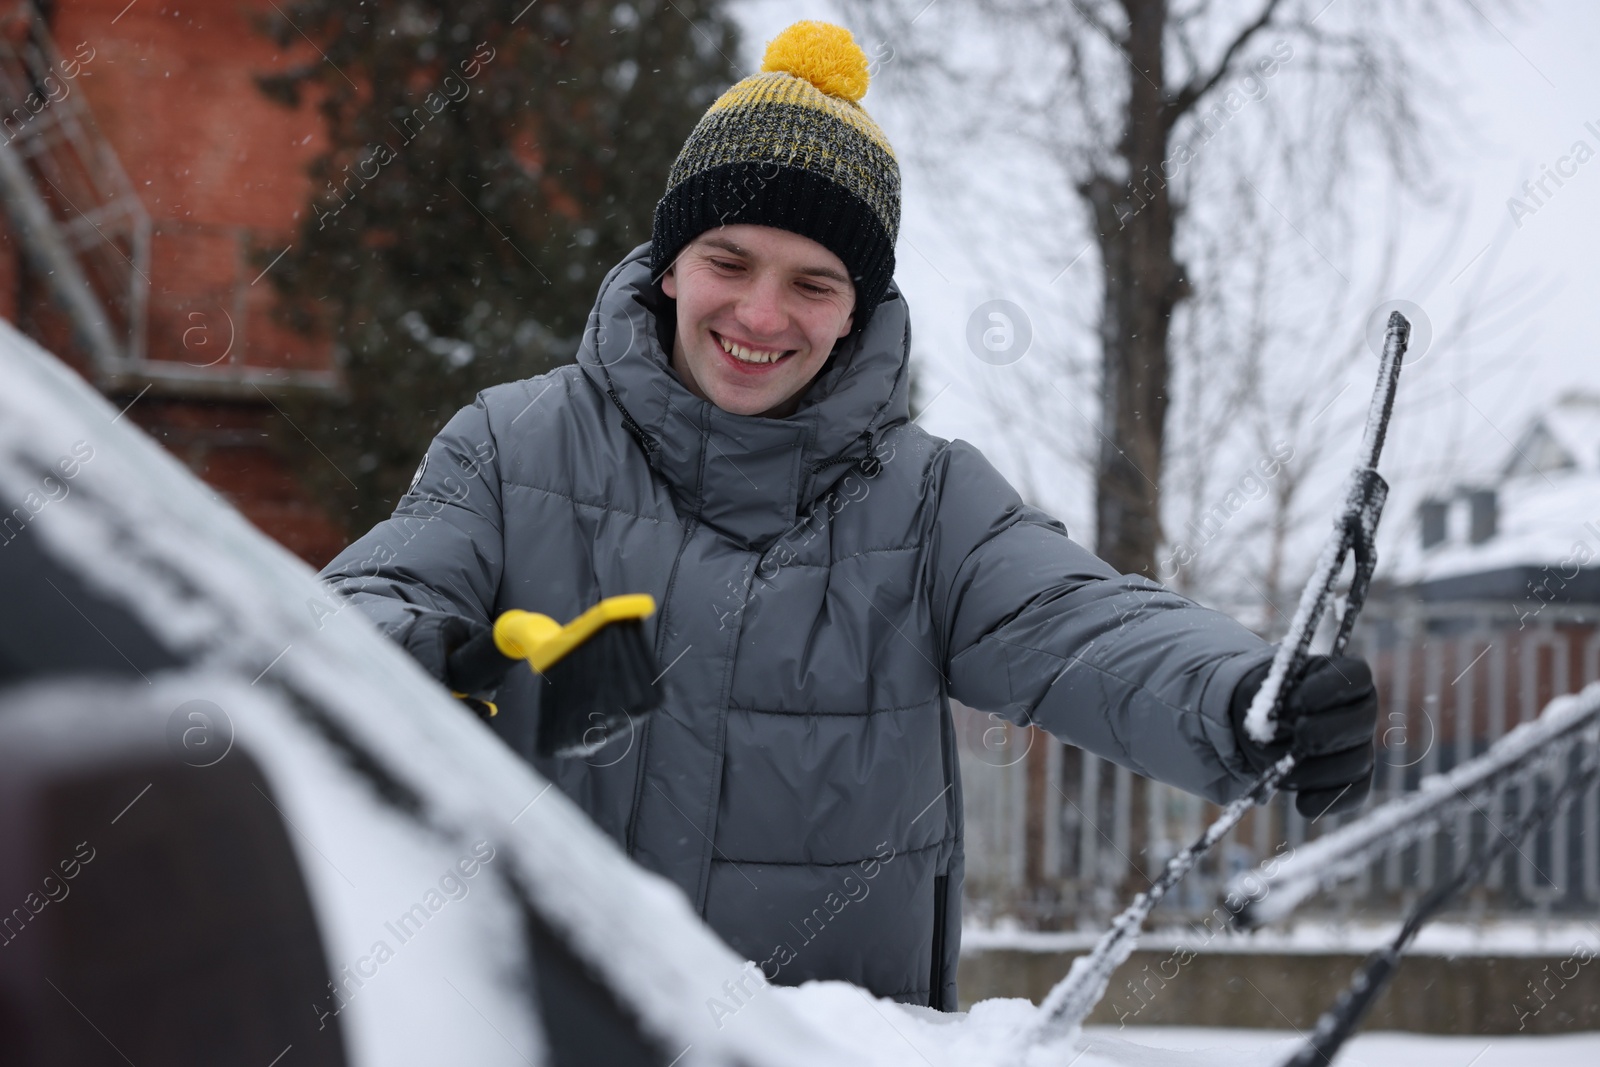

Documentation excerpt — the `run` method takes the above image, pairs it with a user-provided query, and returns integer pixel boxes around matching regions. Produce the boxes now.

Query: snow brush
[1017,312,1411,1047]
[446,594,660,758]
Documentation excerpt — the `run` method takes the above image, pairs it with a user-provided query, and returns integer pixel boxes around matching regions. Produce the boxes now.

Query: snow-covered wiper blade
[1270,684,1600,1066]
[1231,679,1600,930]
[1014,312,1412,1050]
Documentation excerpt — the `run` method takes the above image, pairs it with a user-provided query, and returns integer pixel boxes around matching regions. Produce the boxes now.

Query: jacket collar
[576,243,911,551]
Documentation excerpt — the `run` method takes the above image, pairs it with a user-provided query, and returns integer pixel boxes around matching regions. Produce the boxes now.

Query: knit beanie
[649,21,901,330]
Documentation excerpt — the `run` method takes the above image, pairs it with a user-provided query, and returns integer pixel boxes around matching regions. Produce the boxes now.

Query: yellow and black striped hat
[650,21,901,329]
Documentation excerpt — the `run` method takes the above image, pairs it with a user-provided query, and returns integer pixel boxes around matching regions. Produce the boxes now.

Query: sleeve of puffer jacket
[316,394,504,640]
[929,439,1275,805]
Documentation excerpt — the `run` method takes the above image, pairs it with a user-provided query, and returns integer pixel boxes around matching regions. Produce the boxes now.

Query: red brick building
[0,0,345,564]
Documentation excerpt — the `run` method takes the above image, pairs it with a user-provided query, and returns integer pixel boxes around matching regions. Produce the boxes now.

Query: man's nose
[735,274,787,338]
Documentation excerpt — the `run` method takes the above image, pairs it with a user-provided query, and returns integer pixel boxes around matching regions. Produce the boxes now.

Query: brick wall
[1,0,349,566]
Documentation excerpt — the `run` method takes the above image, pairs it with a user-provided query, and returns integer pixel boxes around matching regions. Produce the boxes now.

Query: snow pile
[767,989,1298,1067]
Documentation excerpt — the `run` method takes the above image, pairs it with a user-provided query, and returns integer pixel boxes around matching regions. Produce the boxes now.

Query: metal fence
[957,599,1600,928]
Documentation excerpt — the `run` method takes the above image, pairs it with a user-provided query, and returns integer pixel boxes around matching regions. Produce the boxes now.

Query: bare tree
[838,0,1505,580]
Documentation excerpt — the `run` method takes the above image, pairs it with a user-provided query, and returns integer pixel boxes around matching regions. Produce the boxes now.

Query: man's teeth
[718,335,788,364]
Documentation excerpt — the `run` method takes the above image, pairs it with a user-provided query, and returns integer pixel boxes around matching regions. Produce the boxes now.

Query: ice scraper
[446,594,661,758]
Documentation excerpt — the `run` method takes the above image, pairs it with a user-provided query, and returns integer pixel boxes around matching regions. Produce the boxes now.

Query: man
[318,21,1377,1010]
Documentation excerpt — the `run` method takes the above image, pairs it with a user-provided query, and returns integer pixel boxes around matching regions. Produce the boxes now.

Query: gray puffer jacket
[318,242,1273,1009]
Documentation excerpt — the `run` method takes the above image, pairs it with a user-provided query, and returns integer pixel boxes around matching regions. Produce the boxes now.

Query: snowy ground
[1081,1027,1600,1067]
[758,983,1600,1067]
[963,917,1600,957]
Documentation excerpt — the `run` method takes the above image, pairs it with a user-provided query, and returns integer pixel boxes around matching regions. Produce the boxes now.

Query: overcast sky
[732,0,1599,567]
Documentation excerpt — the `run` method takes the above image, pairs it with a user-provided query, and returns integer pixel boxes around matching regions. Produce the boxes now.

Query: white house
[1391,391,1600,604]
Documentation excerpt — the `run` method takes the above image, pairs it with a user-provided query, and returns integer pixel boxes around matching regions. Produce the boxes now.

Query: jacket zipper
[929,873,948,1011]
[624,516,698,855]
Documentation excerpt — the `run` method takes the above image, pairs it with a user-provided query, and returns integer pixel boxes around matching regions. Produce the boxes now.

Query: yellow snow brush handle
[492,594,656,674]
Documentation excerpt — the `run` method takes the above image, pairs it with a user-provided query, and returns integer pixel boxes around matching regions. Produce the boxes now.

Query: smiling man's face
[660,225,856,418]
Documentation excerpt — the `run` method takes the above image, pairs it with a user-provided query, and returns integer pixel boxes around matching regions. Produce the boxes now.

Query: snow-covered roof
[1390,468,1600,585]
[1505,391,1600,480]
[1390,392,1600,588]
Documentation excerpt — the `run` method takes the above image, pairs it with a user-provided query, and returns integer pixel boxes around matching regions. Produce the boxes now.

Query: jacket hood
[576,242,911,550]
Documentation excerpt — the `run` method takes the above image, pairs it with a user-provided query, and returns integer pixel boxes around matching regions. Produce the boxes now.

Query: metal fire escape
[0,1,150,383]
[0,1,335,395]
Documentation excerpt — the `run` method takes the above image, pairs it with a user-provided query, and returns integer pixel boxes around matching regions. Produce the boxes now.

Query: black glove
[395,610,513,698]
[1230,653,1378,819]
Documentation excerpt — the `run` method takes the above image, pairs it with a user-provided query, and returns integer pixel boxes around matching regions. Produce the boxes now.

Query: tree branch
[1164,0,1288,124]
[1070,0,1125,46]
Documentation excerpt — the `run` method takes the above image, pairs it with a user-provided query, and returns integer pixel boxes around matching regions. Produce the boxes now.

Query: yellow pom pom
[761,21,870,103]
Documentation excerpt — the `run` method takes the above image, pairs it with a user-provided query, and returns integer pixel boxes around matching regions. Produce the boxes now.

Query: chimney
[1467,488,1498,545]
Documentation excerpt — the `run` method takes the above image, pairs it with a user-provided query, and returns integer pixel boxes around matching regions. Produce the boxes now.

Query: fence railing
[956,599,1600,928]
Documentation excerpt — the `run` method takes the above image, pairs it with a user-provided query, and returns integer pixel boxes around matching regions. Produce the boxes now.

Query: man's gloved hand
[395,610,513,697]
[1229,654,1379,819]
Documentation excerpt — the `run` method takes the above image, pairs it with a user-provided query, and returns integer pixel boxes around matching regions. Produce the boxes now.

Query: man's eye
[710,258,742,271]
[799,283,831,295]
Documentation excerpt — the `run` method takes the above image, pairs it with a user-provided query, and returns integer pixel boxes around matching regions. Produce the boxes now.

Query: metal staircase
[0,0,151,382]
[0,1,336,396]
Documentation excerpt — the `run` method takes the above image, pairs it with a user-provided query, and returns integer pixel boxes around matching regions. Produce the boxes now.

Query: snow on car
[7,319,1600,1067]
[0,318,872,1065]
